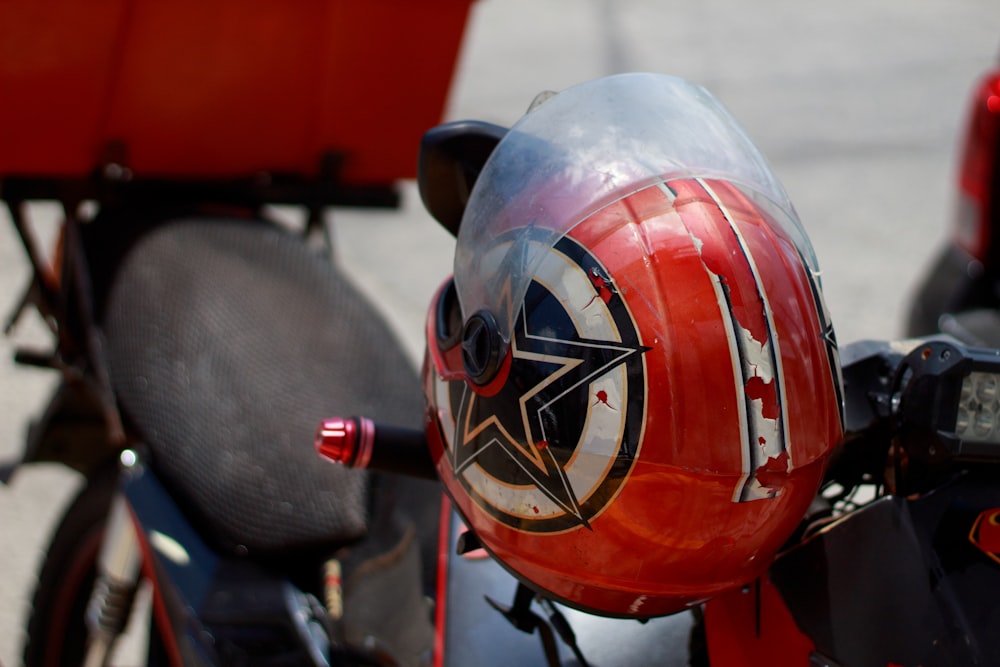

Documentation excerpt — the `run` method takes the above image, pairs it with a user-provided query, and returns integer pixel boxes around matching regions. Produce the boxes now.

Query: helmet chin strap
[485,581,592,667]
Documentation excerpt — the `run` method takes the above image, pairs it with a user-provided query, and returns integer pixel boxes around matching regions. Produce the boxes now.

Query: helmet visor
[454,73,817,341]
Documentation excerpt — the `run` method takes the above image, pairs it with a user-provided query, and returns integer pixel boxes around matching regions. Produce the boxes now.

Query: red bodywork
[0,0,472,185]
[953,69,1000,260]
[703,576,815,667]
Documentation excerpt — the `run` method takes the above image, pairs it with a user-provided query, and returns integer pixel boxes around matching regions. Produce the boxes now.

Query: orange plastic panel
[0,0,472,184]
[703,577,816,667]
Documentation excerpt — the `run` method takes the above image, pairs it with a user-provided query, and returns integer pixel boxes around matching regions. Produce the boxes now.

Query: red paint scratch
[754,450,789,488]
[589,268,615,304]
[593,389,615,409]
[745,374,779,420]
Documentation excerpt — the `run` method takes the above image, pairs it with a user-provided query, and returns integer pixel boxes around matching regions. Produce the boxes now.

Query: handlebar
[315,416,437,481]
[316,338,1000,493]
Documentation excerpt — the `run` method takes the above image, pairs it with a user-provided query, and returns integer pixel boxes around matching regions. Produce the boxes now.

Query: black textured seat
[102,217,424,556]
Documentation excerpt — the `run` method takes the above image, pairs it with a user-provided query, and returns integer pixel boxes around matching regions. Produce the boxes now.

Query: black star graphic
[451,282,647,528]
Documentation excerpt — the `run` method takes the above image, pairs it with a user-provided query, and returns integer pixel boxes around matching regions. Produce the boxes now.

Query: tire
[22,467,164,667]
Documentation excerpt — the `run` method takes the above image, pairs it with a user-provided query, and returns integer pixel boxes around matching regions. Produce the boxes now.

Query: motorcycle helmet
[420,73,844,618]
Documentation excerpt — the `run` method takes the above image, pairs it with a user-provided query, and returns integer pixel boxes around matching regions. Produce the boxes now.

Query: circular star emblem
[434,235,648,533]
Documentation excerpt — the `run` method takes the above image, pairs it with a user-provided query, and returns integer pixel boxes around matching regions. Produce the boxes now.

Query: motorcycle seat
[100,216,425,557]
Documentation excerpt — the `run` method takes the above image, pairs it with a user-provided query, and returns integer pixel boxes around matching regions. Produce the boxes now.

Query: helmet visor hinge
[461,310,506,385]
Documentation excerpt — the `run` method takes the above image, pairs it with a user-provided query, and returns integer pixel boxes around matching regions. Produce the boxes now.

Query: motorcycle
[322,72,1000,667]
[907,56,1000,347]
[0,2,472,665]
[4,6,998,664]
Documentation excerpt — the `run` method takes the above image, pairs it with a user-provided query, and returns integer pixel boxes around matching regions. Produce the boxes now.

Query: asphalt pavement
[2,1,999,664]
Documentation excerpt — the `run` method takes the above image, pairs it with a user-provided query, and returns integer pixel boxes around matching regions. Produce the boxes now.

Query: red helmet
[421,73,844,618]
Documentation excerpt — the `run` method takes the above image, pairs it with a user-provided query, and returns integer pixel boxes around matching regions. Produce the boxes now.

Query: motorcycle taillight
[954,70,1000,261]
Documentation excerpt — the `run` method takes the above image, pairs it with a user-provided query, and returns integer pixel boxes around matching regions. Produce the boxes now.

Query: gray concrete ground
[2,0,999,663]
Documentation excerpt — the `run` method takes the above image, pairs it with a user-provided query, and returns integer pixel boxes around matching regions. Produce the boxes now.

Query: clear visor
[454,73,818,341]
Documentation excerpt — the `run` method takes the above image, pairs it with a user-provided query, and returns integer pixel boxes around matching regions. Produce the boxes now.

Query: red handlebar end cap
[315,417,374,469]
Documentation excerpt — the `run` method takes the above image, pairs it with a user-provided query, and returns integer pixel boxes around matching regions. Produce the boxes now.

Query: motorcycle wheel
[22,466,166,667]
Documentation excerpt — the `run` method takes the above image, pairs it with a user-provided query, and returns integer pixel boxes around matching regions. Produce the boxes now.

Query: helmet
[420,73,844,618]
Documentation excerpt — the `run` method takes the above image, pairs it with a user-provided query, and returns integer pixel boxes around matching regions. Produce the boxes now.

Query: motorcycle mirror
[418,120,507,237]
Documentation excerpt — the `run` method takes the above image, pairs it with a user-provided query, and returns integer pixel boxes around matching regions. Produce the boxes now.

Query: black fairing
[417,120,507,236]
[771,474,1000,667]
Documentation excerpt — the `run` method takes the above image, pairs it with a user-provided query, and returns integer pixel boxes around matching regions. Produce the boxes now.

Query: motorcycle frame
[92,453,335,666]
[2,174,405,664]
